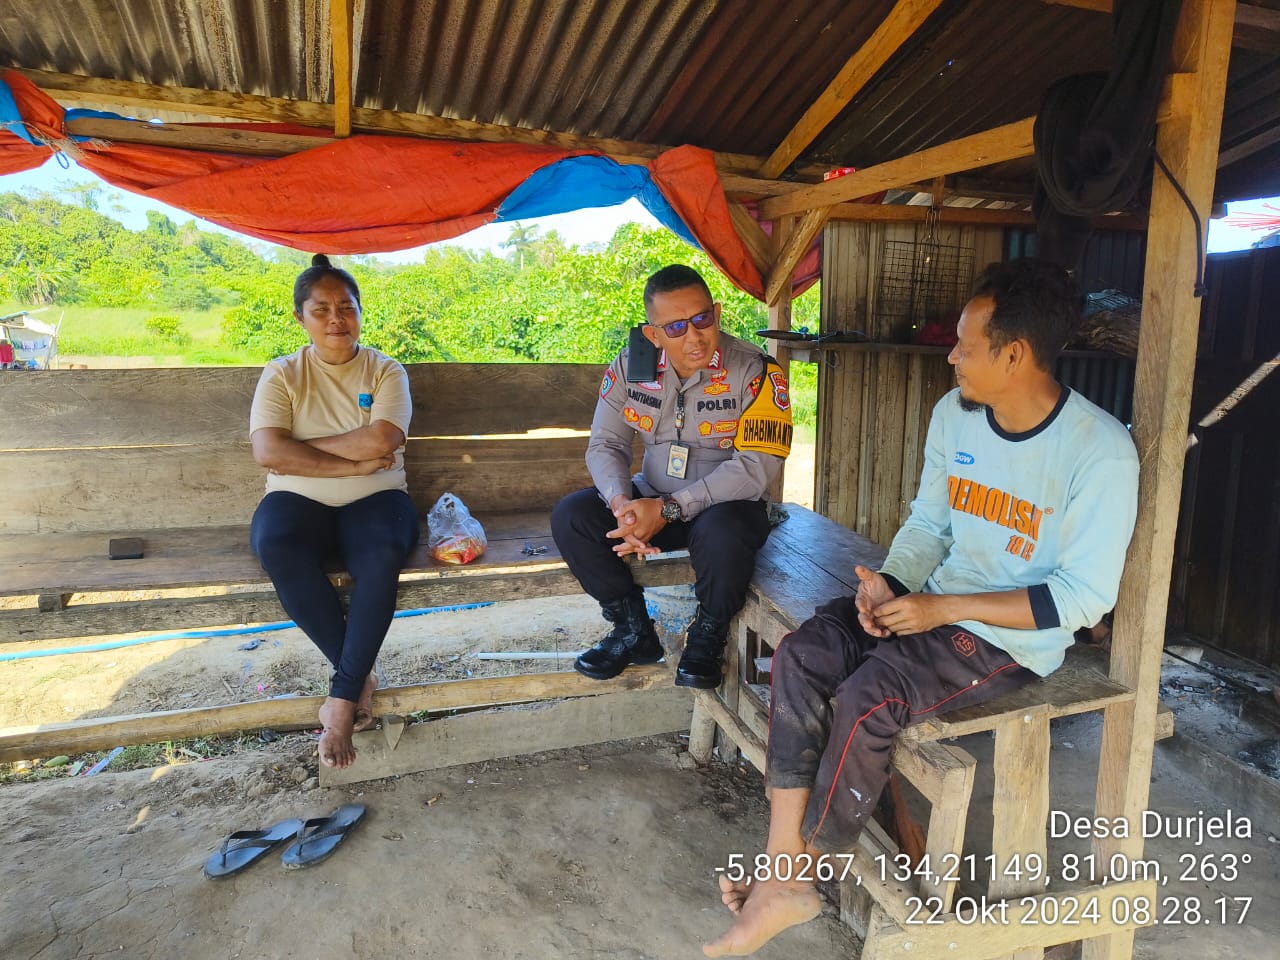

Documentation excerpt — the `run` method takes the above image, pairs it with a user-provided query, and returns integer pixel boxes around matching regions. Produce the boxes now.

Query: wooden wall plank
[870,354,908,546]
[0,435,616,534]
[0,364,608,449]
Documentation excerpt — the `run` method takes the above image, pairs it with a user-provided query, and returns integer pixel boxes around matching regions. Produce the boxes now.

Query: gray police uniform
[551,332,793,621]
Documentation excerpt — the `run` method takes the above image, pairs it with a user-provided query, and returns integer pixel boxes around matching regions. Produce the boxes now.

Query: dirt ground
[3,535,1278,959]
[3,674,1277,960]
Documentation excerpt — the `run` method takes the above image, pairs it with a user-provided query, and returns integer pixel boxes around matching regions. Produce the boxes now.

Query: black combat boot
[574,587,664,680]
[675,606,729,689]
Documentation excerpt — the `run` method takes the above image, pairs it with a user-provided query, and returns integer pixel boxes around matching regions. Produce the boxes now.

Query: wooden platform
[0,510,693,642]
[0,362,674,642]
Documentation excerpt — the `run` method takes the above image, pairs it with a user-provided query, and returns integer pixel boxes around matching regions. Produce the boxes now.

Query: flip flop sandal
[280,804,367,870]
[203,818,304,879]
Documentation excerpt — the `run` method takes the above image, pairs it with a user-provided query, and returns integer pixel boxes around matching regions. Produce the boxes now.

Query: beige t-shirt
[249,345,413,507]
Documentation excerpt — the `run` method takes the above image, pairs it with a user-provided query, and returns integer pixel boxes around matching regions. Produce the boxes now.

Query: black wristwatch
[660,495,683,523]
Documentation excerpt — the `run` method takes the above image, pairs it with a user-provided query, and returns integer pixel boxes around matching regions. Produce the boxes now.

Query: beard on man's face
[958,395,985,413]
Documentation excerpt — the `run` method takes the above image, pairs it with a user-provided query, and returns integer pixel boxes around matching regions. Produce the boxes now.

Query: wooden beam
[17,68,784,178]
[65,116,333,157]
[827,201,1147,230]
[765,207,828,306]
[1218,123,1280,167]
[760,118,1036,220]
[1085,4,1236,960]
[727,201,775,276]
[0,664,674,764]
[331,0,354,137]
[757,0,945,179]
[320,686,693,786]
[761,78,1177,220]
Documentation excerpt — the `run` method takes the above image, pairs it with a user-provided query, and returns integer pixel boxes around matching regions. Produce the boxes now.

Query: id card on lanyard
[668,390,690,479]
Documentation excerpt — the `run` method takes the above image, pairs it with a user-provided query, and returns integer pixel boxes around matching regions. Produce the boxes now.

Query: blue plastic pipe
[0,602,495,663]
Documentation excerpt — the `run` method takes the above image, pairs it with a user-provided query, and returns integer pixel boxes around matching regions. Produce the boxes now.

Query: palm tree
[501,222,540,270]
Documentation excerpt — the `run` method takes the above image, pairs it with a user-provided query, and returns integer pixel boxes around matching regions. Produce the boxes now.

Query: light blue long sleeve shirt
[879,387,1139,676]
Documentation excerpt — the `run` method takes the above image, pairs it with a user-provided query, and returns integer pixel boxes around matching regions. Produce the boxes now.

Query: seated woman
[249,254,419,769]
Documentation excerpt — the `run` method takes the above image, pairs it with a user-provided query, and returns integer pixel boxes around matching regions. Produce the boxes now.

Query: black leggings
[250,489,420,702]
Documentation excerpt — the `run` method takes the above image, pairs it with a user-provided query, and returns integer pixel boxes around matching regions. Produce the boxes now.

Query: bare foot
[352,672,379,732]
[703,877,822,957]
[718,872,753,914]
[317,696,358,768]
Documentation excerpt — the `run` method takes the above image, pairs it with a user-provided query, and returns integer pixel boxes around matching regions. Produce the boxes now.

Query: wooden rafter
[764,207,828,306]
[757,0,944,179]
[1218,124,1280,167]
[759,118,1037,220]
[331,0,354,137]
[758,78,1175,220]
[15,68,790,179]
[726,202,775,276]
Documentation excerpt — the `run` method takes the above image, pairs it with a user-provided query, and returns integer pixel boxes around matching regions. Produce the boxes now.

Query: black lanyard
[675,390,685,436]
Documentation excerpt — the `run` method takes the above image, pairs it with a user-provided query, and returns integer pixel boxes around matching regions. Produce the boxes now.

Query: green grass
[0,733,295,784]
[1,302,261,366]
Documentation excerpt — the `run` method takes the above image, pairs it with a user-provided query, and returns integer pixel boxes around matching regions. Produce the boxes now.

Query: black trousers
[550,486,771,623]
[250,489,420,702]
[767,595,1039,853]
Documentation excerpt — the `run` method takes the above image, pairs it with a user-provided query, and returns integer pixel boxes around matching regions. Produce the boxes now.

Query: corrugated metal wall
[1172,246,1280,668]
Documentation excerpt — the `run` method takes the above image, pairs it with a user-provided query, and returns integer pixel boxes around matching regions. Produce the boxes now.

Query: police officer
[551,264,793,688]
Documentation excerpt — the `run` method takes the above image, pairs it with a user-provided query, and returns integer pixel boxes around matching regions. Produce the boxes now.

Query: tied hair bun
[311,253,333,268]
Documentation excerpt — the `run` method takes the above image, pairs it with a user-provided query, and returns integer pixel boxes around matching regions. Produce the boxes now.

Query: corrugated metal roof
[810,0,1111,168]
[0,0,1275,201]
[0,0,333,102]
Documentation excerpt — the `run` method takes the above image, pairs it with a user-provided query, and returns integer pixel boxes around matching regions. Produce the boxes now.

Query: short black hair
[971,258,1081,369]
[643,264,712,310]
[293,254,362,312]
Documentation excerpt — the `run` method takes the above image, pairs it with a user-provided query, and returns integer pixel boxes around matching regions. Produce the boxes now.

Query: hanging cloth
[0,70,823,302]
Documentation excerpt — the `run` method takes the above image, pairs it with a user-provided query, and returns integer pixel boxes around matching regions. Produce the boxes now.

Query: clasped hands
[854,564,952,637]
[607,495,669,557]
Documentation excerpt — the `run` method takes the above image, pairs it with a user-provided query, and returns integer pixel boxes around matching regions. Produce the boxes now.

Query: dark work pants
[768,595,1039,853]
[250,489,420,702]
[550,486,772,623]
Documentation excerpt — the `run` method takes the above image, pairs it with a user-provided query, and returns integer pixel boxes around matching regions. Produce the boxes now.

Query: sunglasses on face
[653,309,717,338]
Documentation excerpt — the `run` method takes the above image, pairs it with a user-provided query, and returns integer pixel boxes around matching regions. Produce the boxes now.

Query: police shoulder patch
[734,358,793,457]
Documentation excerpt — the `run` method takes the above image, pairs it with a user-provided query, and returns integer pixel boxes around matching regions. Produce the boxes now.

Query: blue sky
[2,155,1276,258]
[0,157,662,262]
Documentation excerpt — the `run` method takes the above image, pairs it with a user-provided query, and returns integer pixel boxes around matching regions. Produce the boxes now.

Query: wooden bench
[0,364,692,643]
[0,361,705,777]
[689,507,1174,960]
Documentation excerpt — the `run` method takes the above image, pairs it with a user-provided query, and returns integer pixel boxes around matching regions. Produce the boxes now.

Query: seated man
[704,259,1139,956]
[551,264,793,688]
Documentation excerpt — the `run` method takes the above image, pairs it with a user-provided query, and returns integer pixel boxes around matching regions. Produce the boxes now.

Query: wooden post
[331,0,354,138]
[1085,3,1236,960]
[767,215,796,503]
[990,706,1052,960]
[687,697,718,764]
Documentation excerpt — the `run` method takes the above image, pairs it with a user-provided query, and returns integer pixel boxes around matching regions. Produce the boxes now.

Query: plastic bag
[427,492,487,565]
